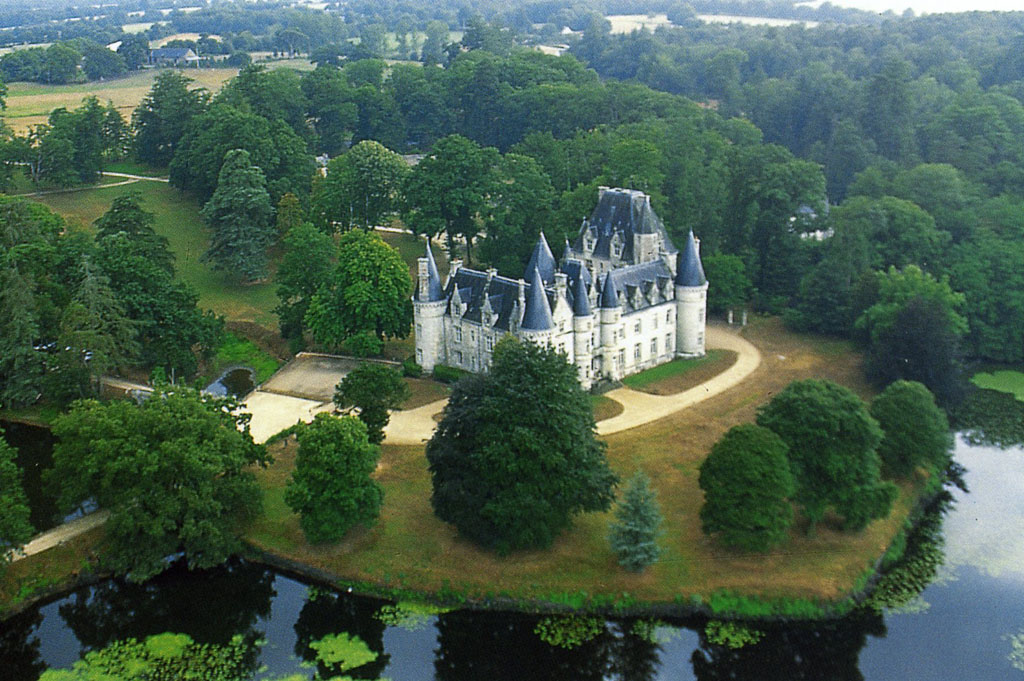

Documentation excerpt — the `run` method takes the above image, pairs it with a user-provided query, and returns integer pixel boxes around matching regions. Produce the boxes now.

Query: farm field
[2,59,311,134]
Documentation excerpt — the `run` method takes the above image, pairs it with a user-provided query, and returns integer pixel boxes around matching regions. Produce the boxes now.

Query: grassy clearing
[590,394,624,422]
[203,332,282,385]
[400,378,450,410]
[623,350,737,395]
[103,160,170,178]
[246,317,913,609]
[971,369,1024,401]
[33,180,279,328]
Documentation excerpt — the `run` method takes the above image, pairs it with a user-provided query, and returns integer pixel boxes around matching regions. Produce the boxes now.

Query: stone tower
[674,231,708,357]
[599,273,622,380]
[571,273,595,389]
[413,241,446,372]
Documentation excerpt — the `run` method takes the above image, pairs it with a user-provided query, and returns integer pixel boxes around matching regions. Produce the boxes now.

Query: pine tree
[608,471,663,572]
[201,148,274,282]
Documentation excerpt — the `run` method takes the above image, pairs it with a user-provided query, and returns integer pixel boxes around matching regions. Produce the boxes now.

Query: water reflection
[0,609,46,681]
[293,588,391,679]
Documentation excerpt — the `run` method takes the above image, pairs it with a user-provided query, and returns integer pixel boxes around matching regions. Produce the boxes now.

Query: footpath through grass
[245,318,918,612]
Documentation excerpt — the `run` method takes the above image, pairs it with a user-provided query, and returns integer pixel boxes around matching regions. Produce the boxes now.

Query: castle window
[613,243,622,257]
[470,330,475,342]
[653,315,658,329]
[634,343,641,360]
[560,321,566,332]
[651,338,657,355]
[592,357,600,371]
[666,333,672,350]
[454,327,462,343]
[699,309,705,323]
[471,356,477,370]
[455,350,463,364]
[416,323,422,337]
[417,348,423,363]
[634,321,641,334]
[485,336,493,350]
[697,332,704,346]
[666,310,671,323]
[618,349,625,366]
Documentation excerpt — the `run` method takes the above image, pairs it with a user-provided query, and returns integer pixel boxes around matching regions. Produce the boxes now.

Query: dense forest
[3,0,1024,410]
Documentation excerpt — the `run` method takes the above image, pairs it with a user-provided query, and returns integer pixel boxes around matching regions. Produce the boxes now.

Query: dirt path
[9,510,110,563]
[381,323,761,445]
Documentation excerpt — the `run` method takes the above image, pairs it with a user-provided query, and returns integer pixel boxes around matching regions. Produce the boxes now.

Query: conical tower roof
[599,273,619,309]
[675,231,706,287]
[572,272,592,316]
[521,266,554,331]
[417,241,444,301]
[524,232,556,284]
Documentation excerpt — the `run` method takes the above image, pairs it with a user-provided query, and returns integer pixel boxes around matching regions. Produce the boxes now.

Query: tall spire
[572,272,592,316]
[521,266,554,331]
[675,231,706,287]
[419,241,444,301]
[600,273,619,309]
[524,232,556,284]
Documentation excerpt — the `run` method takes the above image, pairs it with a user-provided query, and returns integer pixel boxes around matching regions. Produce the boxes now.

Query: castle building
[413,187,708,389]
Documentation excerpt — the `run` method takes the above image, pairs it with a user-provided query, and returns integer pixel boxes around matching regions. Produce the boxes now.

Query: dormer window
[613,243,622,257]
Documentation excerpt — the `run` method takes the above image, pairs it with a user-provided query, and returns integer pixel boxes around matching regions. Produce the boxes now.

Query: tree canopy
[312,140,409,231]
[870,380,952,478]
[699,424,795,551]
[285,413,383,544]
[48,387,268,581]
[756,379,897,532]
[333,363,409,444]
[304,230,412,349]
[608,471,662,572]
[0,429,34,566]
[426,337,617,553]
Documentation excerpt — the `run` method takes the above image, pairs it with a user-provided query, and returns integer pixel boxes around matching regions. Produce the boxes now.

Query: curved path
[382,324,761,445]
[8,510,110,563]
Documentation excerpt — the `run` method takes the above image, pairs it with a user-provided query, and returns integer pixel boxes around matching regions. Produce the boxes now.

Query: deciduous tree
[313,140,409,231]
[699,424,795,551]
[274,221,335,345]
[285,413,383,545]
[426,338,617,553]
[48,387,267,581]
[334,363,409,445]
[870,381,952,478]
[756,379,897,532]
[0,430,33,566]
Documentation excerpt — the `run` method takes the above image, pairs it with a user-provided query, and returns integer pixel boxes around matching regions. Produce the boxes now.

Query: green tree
[201,149,275,282]
[313,140,409,231]
[274,221,335,346]
[0,430,34,566]
[608,471,662,572]
[756,379,897,532]
[403,134,500,263]
[333,363,409,445]
[703,253,752,315]
[870,380,952,478]
[117,34,149,70]
[698,424,795,551]
[478,152,556,275]
[0,266,44,406]
[275,192,304,238]
[285,413,383,545]
[855,265,967,402]
[42,43,81,85]
[93,191,173,273]
[133,70,209,166]
[426,337,618,553]
[48,387,267,581]
[304,230,412,349]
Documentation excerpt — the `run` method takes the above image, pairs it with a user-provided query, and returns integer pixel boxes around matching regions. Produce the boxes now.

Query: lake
[2,435,1023,680]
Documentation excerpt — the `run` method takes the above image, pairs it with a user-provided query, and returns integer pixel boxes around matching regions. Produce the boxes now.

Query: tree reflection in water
[0,608,46,681]
[56,558,274,673]
[292,587,391,679]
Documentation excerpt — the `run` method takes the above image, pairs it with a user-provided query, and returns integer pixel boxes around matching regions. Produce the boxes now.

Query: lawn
[33,180,280,328]
[971,369,1024,401]
[400,377,450,410]
[245,317,916,611]
[622,350,737,395]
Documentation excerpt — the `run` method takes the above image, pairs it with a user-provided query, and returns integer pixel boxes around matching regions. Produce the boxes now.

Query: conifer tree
[608,471,663,572]
[201,149,275,282]
[0,430,34,566]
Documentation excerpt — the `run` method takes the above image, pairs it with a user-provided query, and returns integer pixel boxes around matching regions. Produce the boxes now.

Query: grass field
[971,369,1024,401]
[33,180,280,328]
[245,317,915,609]
[622,349,737,395]
[3,60,311,134]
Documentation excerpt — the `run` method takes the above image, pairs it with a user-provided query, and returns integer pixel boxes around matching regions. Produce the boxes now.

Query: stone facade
[413,187,708,389]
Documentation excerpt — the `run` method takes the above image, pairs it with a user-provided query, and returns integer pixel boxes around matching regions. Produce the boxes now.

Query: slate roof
[675,231,706,287]
[415,242,444,302]
[599,260,675,313]
[572,270,592,316]
[524,233,556,284]
[521,266,554,331]
[573,188,678,263]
